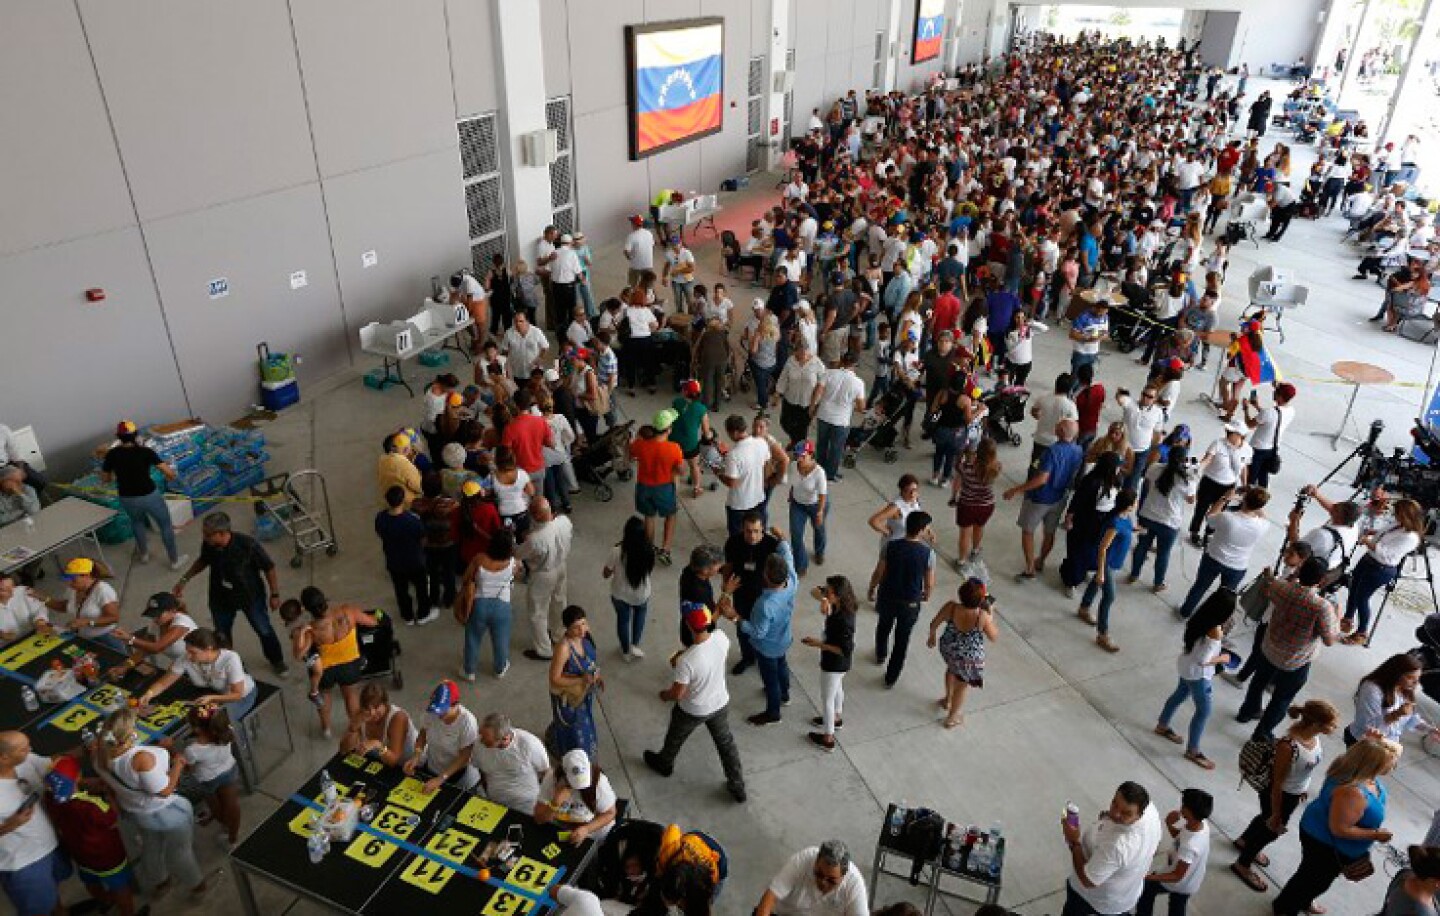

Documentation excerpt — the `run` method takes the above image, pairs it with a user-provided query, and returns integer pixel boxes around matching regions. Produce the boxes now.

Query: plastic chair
[1244,274,1308,343]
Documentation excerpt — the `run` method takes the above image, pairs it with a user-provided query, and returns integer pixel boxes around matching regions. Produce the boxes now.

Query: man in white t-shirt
[756,839,867,916]
[503,312,550,382]
[622,215,656,286]
[1242,382,1295,490]
[1060,781,1163,916]
[643,604,746,803]
[0,572,49,642]
[1188,423,1253,544]
[1115,386,1166,491]
[1179,487,1270,619]
[0,731,63,916]
[473,713,549,813]
[405,681,479,791]
[1137,789,1212,916]
[810,352,867,483]
[1029,373,1079,466]
[719,415,776,537]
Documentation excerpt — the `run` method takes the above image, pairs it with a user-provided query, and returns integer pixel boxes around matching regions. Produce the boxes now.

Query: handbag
[1262,404,1283,474]
[1239,571,1272,623]
[1340,854,1375,882]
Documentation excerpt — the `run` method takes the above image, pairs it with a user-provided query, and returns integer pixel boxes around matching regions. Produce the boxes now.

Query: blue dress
[550,636,599,759]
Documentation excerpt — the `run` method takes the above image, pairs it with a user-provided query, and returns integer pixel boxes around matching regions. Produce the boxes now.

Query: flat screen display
[626,18,725,159]
[912,0,945,64]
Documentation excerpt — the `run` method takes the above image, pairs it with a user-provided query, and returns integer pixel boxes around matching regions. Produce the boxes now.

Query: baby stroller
[573,421,634,502]
[843,388,905,467]
[983,386,1029,446]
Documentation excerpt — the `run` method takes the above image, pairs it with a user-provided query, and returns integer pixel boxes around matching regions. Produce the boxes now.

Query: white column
[491,0,551,264]
[1379,0,1440,146]
[768,0,790,170]
[883,0,903,92]
[1310,0,1354,82]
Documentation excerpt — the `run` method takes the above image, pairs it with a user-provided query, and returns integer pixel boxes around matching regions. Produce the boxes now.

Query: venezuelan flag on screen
[913,0,945,63]
[632,21,724,157]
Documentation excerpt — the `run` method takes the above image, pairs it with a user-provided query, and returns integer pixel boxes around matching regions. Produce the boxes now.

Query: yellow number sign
[387,777,437,813]
[540,843,561,860]
[86,684,129,711]
[50,704,99,733]
[344,804,417,868]
[341,754,368,770]
[0,632,62,670]
[456,796,506,833]
[505,857,558,894]
[424,828,479,865]
[399,854,455,894]
[140,703,186,732]
[370,804,417,839]
[481,889,533,916]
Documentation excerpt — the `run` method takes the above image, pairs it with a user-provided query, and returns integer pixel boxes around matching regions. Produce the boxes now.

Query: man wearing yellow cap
[377,432,422,509]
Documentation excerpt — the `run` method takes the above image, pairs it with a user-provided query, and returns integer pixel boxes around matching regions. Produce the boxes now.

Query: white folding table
[0,497,116,576]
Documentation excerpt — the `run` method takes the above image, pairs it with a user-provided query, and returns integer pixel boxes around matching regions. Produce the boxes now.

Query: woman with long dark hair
[1128,446,1198,593]
[1060,452,1124,595]
[1344,652,1439,745]
[1154,588,1234,769]
[604,516,656,660]
[1345,497,1427,644]
[802,575,856,751]
[952,437,1002,568]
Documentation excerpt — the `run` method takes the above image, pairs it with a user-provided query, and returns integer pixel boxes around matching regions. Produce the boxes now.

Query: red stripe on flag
[915,37,942,62]
[637,94,722,154]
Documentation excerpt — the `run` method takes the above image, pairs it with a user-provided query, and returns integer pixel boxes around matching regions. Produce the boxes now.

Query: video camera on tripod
[1354,419,1440,509]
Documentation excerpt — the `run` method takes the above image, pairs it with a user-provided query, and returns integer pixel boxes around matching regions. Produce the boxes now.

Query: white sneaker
[629,645,645,659]
[621,651,635,663]
[169,553,190,572]
[417,608,440,626]
[495,662,511,679]
[135,552,151,565]
[458,669,476,683]
[1064,585,1077,599]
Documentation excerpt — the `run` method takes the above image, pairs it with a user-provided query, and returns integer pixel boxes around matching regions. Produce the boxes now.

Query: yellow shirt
[376,453,421,507]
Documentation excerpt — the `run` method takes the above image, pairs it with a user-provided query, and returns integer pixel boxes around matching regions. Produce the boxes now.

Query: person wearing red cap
[671,380,712,500]
[101,420,189,570]
[643,603,746,803]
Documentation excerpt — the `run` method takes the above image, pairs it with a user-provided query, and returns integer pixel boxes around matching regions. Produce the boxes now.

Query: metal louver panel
[458,114,498,180]
[471,237,507,276]
[552,208,576,236]
[748,56,764,97]
[549,156,573,211]
[545,98,571,152]
[465,177,504,241]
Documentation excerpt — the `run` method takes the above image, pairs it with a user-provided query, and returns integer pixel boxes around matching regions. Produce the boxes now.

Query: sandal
[1185,750,1216,770]
[1230,862,1268,893]
[1230,838,1268,866]
[1154,725,1184,745]
[1307,905,1327,914]
[943,715,964,729]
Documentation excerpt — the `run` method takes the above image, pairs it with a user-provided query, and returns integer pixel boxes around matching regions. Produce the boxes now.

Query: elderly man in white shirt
[549,235,583,331]
[756,840,867,916]
[0,572,49,642]
[503,312,550,382]
[1060,781,1164,916]
[473,712,550,813]
[623,216,656,287]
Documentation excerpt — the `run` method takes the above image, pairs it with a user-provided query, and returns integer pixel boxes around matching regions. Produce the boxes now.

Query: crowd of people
[5,26,1440,916]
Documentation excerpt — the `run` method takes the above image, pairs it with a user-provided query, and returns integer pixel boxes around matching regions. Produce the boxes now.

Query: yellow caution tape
[53,483,274,504]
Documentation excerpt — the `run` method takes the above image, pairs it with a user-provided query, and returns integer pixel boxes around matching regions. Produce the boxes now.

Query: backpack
[1237,736,1275,791]
[896,808,946,882]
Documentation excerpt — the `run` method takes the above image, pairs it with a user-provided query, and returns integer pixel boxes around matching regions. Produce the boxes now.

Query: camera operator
[1286,486,1361,579]
[1342,497,1427,646]
[1242,382,1295,491]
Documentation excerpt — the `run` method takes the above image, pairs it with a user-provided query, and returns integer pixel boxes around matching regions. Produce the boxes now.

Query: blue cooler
[261,378,299,411]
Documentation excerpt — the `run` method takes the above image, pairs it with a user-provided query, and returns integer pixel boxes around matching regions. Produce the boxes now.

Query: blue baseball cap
[427,680,459,716]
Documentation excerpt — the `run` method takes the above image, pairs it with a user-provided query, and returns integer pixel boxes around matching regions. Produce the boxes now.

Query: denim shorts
[195,763,240,796]
[0,848,72,915]
[635,483,677,518]
[78,861,135,892]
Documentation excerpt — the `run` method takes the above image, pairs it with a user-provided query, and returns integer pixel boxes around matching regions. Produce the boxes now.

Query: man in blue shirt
[1005,419,1084,582]
[873,512,937,688]
[724,532,796,726]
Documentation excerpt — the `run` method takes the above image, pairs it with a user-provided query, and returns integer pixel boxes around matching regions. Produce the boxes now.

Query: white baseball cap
[562,749,592,789]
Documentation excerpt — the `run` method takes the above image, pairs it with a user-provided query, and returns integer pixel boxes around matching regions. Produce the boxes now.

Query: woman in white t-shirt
[622,281,662,394]
[112,591,197,672]
[45,558,121,651]
[1155,594,1233,769]
[179,702,242,846]
[535,749,617,845]
[865,475,923,602]
[94,708,209,899]
[491,446,535,538]
[700,282,734,329]
[1188,424,1252,544]
[140,628,257,722]
[1345,498,1428,644]
[0,571,49,642]
[1129,449,1198,593]
[603,517,655,660]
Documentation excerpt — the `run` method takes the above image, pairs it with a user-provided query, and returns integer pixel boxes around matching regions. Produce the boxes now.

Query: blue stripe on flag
[635,55,722,115]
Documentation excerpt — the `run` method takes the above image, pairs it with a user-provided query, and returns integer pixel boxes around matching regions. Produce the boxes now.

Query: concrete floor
[75,77,1440,916]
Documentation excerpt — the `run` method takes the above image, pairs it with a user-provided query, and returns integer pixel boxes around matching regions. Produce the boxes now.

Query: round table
[1323,360,1395,450]
[1076,288,1129,308]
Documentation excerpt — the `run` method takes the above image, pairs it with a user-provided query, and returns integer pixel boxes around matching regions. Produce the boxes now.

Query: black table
[0,631,291,786]
[231,752,595,916]
[869,804,1004,911]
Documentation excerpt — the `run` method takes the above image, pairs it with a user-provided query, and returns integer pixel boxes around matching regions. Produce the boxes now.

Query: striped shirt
[596,348,619,388]
[1262,579,1340,671]
[956,457,996,508]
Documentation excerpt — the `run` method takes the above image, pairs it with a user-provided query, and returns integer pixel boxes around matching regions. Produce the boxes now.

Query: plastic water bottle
[1064,802,1081,831]
[987,824,1004,880]
[888,800,908,837]
[307,829,329,864]
[20,687,38,713]
[970,837,989,874]
[319,770,337,805]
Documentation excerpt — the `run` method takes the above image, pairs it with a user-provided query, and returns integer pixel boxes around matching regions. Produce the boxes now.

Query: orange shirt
[630,436,684,487]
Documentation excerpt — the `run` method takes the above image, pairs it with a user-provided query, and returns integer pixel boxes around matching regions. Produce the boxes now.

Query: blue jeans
[1345,555,1398,635]
[1126,449,1150,492]
[789,499,826,574]
[129,796,203,892]
[463,596,512,676]
[815,420,848,481]
[1130,518,1179,587]
[610,597,648,653]
[749,360,775,406]
[1080,568,1119,635]
[120,489,179,562]
[1240,657,1311,740]
[543,465,571,512]
[932,426,962,480]
[212,595,286,667]
[756,653,791,718]
[1069,351,1097,384]
[578,279,596,318]
[1159,677,1213,754]
[1178,554,1245,618]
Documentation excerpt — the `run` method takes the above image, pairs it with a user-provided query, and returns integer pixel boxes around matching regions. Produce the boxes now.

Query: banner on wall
[912,0,945,64]
[626,18,725,160]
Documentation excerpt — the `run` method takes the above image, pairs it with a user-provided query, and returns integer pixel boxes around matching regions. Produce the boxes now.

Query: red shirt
[931,293,962,335]
[501,413,552,474]
[1074,383,1106,436]
[44,791,127,873]
[1217,147,1240,175]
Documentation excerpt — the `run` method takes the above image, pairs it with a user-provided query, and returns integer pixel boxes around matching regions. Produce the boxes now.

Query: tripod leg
[1365,581,1397,650]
